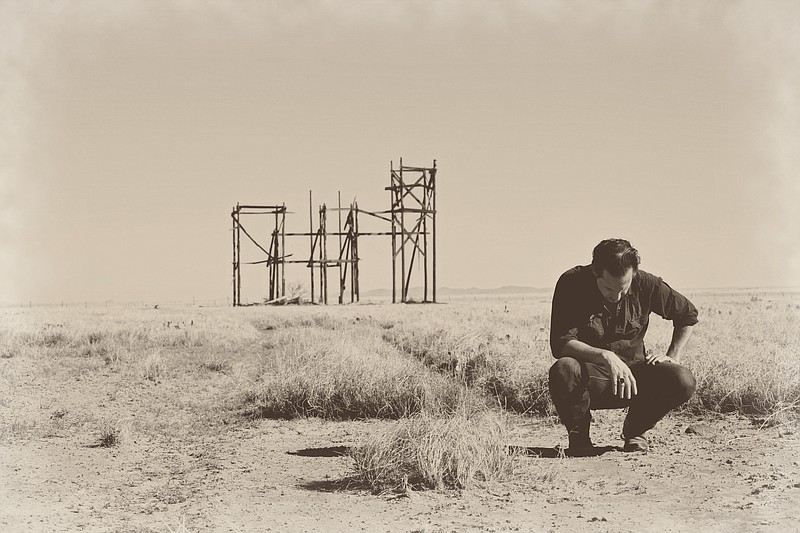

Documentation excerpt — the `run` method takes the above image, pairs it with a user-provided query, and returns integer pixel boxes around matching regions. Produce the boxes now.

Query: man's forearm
[666,325,694,360]
[559,339,614,365]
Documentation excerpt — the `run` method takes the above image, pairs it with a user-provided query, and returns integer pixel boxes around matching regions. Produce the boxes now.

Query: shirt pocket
[579,314,605,344]
[626,315,648,335]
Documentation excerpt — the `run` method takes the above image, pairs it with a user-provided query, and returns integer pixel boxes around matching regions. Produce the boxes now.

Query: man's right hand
[602,350,637,399]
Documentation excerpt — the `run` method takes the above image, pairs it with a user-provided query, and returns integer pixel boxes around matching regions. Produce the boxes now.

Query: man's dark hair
[591,238,640,277]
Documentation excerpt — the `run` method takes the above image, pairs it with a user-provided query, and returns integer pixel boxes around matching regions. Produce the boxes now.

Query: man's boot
[623,433,649,453]
[566,414,594,457]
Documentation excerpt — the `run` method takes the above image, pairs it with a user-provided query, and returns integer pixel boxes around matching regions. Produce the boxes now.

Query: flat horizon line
[4,284,800,308]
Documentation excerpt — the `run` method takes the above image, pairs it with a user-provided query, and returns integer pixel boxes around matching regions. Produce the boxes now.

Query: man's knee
[667,364,696,403]
[549,357,582,386]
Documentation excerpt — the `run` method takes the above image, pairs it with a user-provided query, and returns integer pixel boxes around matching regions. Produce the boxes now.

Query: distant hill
[361,286,550,297]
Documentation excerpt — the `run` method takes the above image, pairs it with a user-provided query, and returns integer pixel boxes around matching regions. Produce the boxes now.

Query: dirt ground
[2,403,799,532]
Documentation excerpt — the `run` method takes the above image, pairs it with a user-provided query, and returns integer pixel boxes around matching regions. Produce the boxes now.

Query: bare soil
[3,405,799,531]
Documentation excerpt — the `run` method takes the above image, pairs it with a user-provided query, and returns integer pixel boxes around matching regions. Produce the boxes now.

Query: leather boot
[567,414,594,457]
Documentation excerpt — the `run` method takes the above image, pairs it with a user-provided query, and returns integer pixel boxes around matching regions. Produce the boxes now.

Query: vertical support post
[399,158,407,302]
[321,204,328,305]
[431,160,437,303]
[390,162,397,304]
[338,192,344,304]
[281,204,286,298]
[309,191,315,304]
[235,205,241,306]
[353,202,360,303]
[349,204,355,304]
[232,205,238,306]
[423,168,429,303]
[271,209,278,301]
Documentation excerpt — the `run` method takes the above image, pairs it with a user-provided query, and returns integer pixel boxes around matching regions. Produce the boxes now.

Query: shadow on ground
[297,476,376,493]
[509,445,620,458]
[287,445,350,457]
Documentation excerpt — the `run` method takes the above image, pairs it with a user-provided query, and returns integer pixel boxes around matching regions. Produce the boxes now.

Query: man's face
[596,268,634,303]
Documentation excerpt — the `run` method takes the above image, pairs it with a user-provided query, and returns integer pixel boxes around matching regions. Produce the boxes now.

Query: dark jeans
[548,357,696,439]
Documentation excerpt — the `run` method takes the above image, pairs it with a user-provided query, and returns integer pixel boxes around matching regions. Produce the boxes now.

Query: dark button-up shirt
[550,265,699,363]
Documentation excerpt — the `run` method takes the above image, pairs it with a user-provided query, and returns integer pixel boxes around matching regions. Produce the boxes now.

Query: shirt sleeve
[549,270,581,358]
[647,275,699,328]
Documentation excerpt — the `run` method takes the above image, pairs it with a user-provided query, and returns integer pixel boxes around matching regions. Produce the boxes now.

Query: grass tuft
[200,355,232,374]
[139,350,165,382]
[351,404,517,491]
[97,419,129,447]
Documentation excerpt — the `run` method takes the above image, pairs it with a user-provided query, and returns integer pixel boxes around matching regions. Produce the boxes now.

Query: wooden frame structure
[230,204,287,307]
[388,159,437,303]
[230,159,437,306]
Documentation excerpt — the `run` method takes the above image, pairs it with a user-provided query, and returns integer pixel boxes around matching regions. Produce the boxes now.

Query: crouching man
[549,238,698,456]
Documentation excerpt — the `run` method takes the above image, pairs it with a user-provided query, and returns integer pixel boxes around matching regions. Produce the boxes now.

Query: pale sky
[2,0,799,304]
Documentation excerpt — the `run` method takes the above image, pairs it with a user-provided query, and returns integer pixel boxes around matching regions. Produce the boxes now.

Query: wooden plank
[283,231,404,237]
[238,205,286,210]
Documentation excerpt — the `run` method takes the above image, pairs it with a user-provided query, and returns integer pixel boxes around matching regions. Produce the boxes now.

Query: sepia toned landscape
[2,290,799,531]
[4,3,800,530]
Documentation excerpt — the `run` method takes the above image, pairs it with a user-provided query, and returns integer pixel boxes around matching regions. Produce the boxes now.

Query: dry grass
[681,298,800,414]
[4,294,799,422]
[243,328,467,419]
[350,402,518,491]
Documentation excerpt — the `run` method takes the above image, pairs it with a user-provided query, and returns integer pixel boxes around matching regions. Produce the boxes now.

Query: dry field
[1,290,800,532]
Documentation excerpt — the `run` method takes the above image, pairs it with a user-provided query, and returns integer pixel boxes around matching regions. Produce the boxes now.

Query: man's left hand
[645,353,678,365]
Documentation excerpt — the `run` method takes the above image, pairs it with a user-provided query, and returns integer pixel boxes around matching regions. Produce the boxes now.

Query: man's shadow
[509,445,620,458]
[287,444,621,459]
[288,444,624,493]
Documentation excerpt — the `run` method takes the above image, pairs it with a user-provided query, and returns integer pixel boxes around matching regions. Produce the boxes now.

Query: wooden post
[399,158,407,302]
[232,206,237,306]
[235,205,241,306]
[432,160,437,303]
[281,204,286,299]
[337,192,344,304]
[317,205,323,304]
[309,191,315,304]
[271,209,279,301]
[353,202,360,303]
[423,169,429,303]
[390,161,397,304]
[321,204,328,305]
[349,211,355,304]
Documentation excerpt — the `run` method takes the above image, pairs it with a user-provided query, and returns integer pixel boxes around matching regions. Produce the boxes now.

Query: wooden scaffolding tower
[388,159,437,303]
[230,159,437,306]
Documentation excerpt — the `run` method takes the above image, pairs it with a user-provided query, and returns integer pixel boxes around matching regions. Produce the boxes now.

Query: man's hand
[602,350,637,399]
[645,353,678,365]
